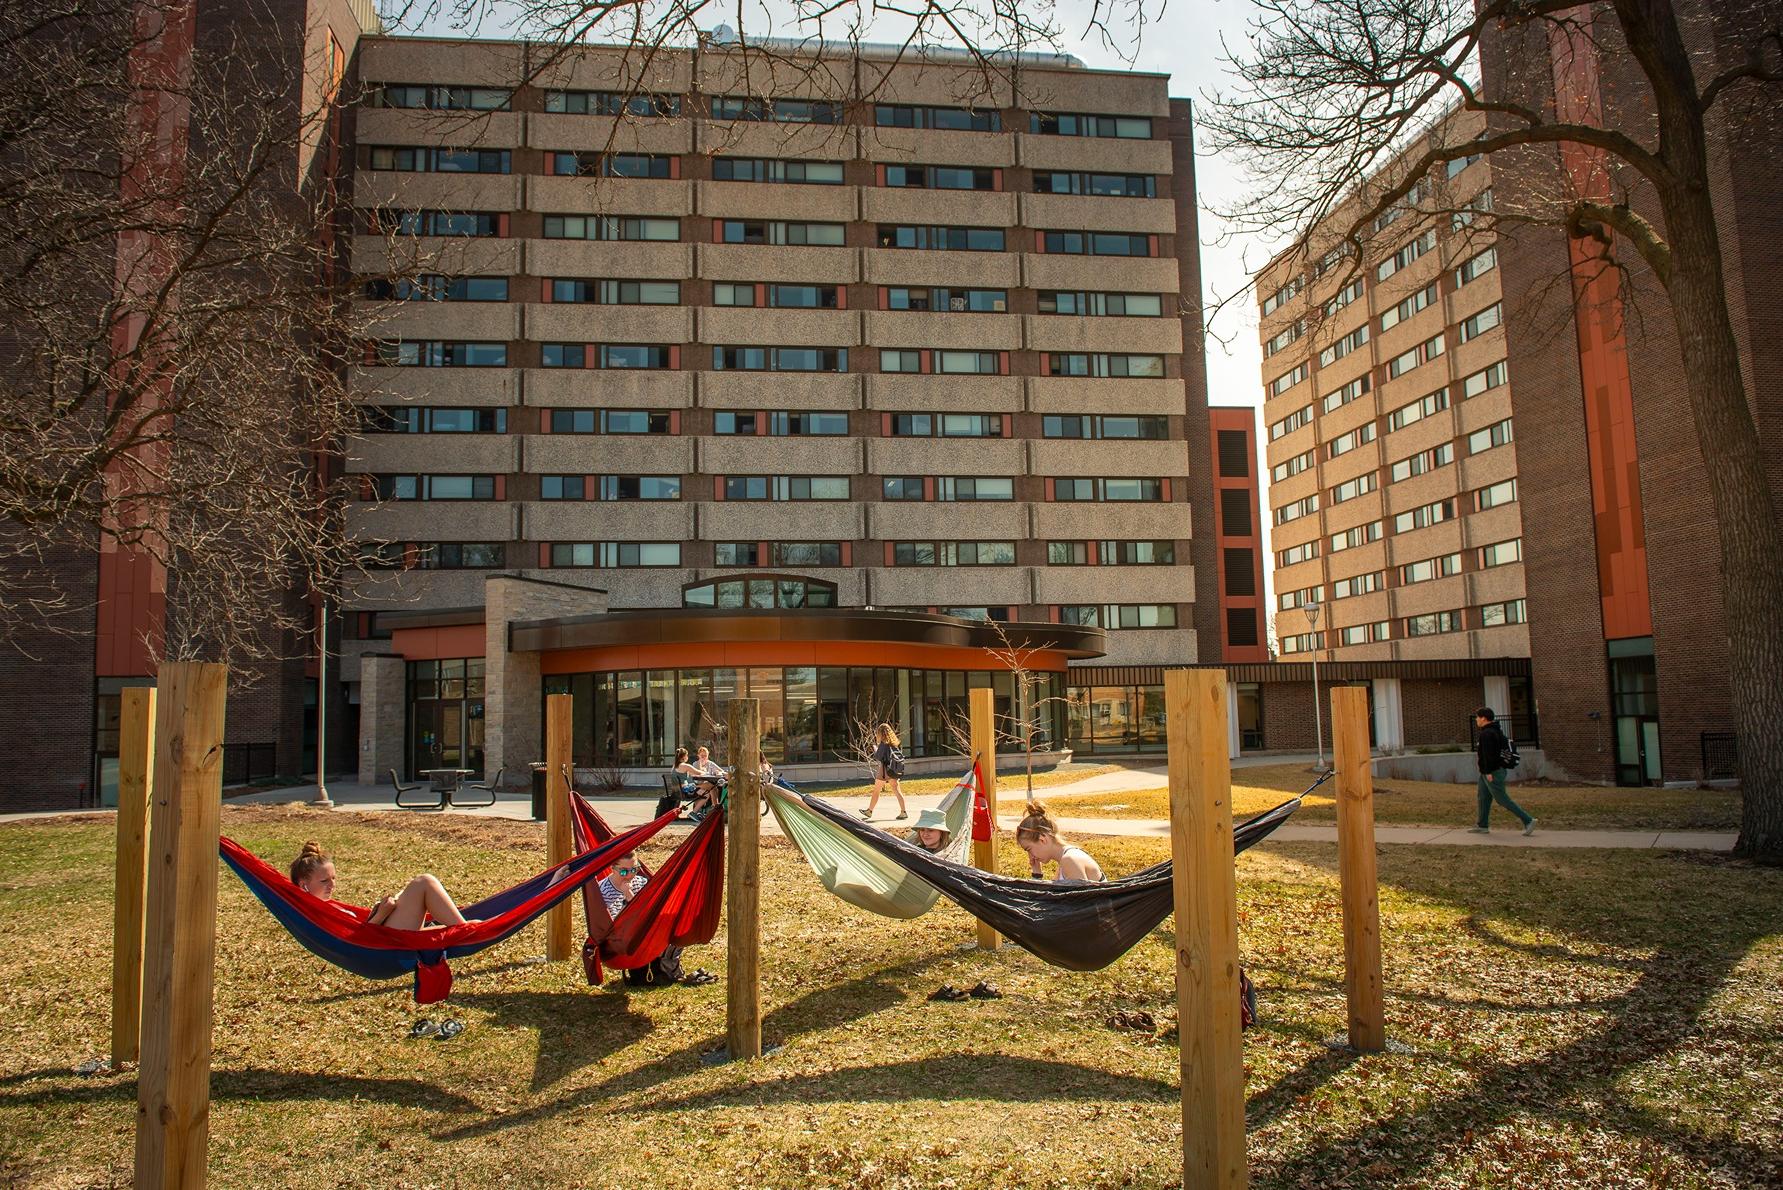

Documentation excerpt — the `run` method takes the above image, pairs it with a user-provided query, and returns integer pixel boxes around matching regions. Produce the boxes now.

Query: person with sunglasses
[597,851,648,918]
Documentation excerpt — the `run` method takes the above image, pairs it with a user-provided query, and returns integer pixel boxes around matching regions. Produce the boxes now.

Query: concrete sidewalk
[4,776,1735,851]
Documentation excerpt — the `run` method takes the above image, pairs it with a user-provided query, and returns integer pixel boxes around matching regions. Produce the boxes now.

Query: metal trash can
[530,764,547,821]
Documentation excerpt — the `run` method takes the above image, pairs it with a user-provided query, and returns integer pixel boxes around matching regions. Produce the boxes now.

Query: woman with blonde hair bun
[1014,800,1103,882]
[289,841,475,929]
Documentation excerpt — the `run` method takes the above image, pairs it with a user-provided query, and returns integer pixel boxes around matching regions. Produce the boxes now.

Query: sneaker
[435,1019,465,1041]
[408,1019,440,1039]
[895,812,908,820]
[857,809,872,821]
[1522,818,1538,836]
[1465,827,1490,835]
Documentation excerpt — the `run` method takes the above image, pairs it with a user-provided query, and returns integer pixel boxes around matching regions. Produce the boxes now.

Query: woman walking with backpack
[860,722,908,822]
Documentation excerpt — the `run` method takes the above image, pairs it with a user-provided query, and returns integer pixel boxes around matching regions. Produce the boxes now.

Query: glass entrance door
[1608,640,1660,786]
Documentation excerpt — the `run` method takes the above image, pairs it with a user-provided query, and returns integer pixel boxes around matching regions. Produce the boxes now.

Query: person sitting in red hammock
[290,841,479,928]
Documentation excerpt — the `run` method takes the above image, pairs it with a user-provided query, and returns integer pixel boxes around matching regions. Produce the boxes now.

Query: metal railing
[222,743,278,786]
[1467,714,1540,749]
[1700,732,1739,781]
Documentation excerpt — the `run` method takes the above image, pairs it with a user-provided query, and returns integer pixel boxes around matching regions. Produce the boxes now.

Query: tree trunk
[1657,184,1783,862]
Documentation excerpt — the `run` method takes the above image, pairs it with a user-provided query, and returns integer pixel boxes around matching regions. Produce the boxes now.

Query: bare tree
[982,618,1069,803]
[0,0,400,665]
[1206,1,1783,863]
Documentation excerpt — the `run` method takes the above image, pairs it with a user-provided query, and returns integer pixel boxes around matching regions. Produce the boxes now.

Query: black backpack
[887,746,906,778]
[1502,734,1522,770]
[622,945,685,987]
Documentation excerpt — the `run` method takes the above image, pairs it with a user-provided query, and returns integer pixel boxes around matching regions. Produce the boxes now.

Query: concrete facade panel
[871,568,1030,606]
[353,172,522,211]
[862,247,1019,288]
[1023,253,1179,294]
[363,301,521,341]
[345,433,518,473]
[354,108,522,147]
[347,500,517,540]
[859,126,1016,167]
[349,235,522,276]
[866,503,1028,539]
[522,501,694,541]
[1034,566,1193,604]
[1085,628,1198,666]
[865,374,1022,412]
[1020,194,1177,235]
[527,175,692,217]
[351,365,517,406]
[1028,439,1189,476]
[524,303,693,344]
[696,180,857,222]
[700,435,863,475]
[1017,134,1174,175]
[693,121,857,160]
[863,437,1024,476]
[1034,503,1190,539]
[523,369,694,408]
[1023,315,1183,355]
[357,38,527,85]
[862,187,1018,228]
[525,113,694,155]
[698,371,860,409]
[696,243,858,284]
[698,501,865,541]
[524,239,693,278]
[1028,377,1184,414]
[524,434,692,474]
[699,306,860,347]
[1019,68,1172,117]
[863,311,1022,351]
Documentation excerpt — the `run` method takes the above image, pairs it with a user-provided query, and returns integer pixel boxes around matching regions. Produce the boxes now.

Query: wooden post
[112,686,157,1065]
[1331,685,1386,1052]
[544,692,573,962]
[968,687,1000,950]
[726,698,762,1060]
[135,662,227,1190]
[1165,669,1247,1190]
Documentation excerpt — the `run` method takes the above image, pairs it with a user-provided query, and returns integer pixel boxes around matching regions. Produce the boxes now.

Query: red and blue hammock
[219,795,721,1004]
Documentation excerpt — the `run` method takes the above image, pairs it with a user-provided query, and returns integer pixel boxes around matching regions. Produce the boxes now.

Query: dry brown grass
[1049,762,1742,831]
[2,804,1779,1188]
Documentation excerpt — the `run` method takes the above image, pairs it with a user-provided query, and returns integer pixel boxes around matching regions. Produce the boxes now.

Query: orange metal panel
[537,640,1070,675]
[389,623,487,660]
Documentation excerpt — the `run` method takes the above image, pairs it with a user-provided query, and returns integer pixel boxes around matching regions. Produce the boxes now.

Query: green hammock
[766,769,976,919]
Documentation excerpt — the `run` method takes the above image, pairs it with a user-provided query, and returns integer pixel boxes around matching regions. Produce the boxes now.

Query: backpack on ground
[622,945,685,988]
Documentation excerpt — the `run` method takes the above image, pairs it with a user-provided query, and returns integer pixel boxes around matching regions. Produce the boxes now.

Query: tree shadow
[445,988,655,1091]
[630,1053,1176,1114]
[431,945,962,1141]
[0,1066,480,1114]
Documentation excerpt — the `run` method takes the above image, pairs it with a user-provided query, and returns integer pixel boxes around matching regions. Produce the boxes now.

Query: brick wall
[0,543,99,811]
[1400,678,1482,751]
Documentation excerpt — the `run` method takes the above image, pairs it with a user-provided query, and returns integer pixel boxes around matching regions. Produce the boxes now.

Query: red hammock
[220,809,678,1003]
[568,790,726,984]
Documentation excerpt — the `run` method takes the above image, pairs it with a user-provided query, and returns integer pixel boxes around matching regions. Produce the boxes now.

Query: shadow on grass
[430,945,965,1141]
[0,1067,481,1114]
[632,1052,1175,1114]
[446,989,656,1091]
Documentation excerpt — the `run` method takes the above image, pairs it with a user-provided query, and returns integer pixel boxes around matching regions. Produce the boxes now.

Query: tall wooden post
[968,687,1000,949]
[725,698,762,1060]
[1331,686,1386,1052]
[135,662,227,1190]
[544,692,573,962]
[1165,669,1247,1190]
[112,686,157,1065]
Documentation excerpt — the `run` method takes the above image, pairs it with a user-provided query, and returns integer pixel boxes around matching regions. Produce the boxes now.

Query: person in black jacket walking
[1468,706,1536,836]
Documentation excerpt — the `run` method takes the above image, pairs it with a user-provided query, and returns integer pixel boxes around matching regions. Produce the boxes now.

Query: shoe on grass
[1522,818,1538,836]
[408,1019,440,1039]
[1465,826,1490,835]
[435,1019,465,1041]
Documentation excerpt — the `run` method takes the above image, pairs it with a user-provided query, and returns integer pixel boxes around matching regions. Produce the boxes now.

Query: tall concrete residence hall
[2,15,1290,812]
[343,35,1230,785]
[1257,0,1782,788]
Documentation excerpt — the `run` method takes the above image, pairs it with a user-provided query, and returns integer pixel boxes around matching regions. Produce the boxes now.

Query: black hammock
[793,774,1325,971]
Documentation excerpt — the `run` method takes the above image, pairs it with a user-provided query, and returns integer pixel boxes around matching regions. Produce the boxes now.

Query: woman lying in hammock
[290,841,479,929]
[1014,801,1104,883]
[907,808,952,852]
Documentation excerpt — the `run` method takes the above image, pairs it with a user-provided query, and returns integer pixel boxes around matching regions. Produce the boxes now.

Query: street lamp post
[312,599,333,808]
[1305,601,1324,769]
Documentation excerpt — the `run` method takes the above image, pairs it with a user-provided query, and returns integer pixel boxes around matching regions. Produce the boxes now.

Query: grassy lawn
[3,805,1779,1188]
[1047,762,1744,831]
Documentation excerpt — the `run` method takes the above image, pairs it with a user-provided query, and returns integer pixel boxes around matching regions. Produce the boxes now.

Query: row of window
[360,471,1173,504]
[1270,359,1509,444]
[370,340,1167,377]
[1276,416,1512,499]
[368,86,1159,139]
[1275,538,1523,604]
[367,277,1168,318]
[370,147,1165,201]
[1278,599,1526,653]
[366,211,1161,255]
[361,406,1171,441]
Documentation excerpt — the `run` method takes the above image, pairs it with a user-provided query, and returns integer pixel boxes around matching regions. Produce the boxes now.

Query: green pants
[1476,770,1531,829]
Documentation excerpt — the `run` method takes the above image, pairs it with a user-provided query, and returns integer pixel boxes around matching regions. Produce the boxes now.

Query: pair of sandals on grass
[928,980,1001,1002]
[407,1018,465,1040]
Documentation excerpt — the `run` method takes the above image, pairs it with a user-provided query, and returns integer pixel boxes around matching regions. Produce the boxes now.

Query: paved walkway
[2,760,1735,851]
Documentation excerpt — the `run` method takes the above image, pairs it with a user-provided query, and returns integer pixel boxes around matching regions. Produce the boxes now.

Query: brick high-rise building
[1254,1,1782,785]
